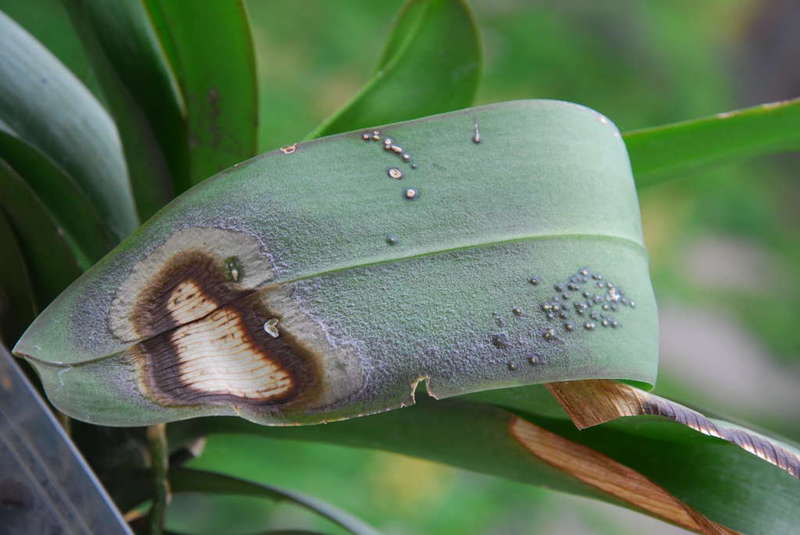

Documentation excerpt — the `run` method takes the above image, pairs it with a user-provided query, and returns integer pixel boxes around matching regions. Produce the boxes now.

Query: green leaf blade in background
[0,0,105,104]
[307,0,482,139]
[625,97,800,189]
[14,100,657,428]
[0,11,138,240]
[0,159,85,308]
[0,208,37,344]
[64,0,183,220]
[170,390,800,535]
[0,122,115,262]
[169,468,381,535]
[143,0,259,190]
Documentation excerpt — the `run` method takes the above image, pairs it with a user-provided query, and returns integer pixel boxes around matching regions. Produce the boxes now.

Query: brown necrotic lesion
[128,250,320,408]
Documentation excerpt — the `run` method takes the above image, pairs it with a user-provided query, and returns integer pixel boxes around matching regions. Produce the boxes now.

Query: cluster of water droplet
[361,129,420,209]
[491,267,637,371]
[537,267,635,341]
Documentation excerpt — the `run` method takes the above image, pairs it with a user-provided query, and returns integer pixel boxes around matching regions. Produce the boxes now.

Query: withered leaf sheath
[14,101,659,426]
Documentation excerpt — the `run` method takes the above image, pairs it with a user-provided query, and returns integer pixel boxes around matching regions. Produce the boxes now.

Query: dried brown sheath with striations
[509,417,739,535]
[548,380,800,479]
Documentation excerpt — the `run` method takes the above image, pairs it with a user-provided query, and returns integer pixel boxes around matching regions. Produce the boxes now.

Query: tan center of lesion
[165,285,293,401]
[166,280,219,324]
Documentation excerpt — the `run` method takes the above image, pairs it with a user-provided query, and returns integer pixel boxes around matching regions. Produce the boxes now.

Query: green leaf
[0,121,115,261]
[168,468,381,535]
[143,0,259,190]
[0,0,105,103]
[307,0,482,139]
[625,97,800,188]
[169,390,800,535]
[0,11,138,239]
[0,209,37,344]
[14,101,657,427]
[64,0,182,220]
[0,158,85,312]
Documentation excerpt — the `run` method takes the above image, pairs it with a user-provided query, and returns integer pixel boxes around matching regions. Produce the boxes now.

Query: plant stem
[146,423,169,535]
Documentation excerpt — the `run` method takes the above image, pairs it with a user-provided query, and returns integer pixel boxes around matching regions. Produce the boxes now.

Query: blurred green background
[158,1,800,534]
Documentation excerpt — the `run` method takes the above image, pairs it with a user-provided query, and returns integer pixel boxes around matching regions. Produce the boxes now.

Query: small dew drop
[404,188,419,200]
[507,362,518,371]
[391,145,404,154]
[492,333,510,349]
[279,143,297,154]
[385,234,399,246]
[601,319,610,327]
[411,163,418,169]
[542,327,557,341]
[512,307,524,317]
[564,322,574,332]
[263,318,280,338]
[402,153,412,162]
[362,133,371,141]
[584,321,596,331]
[529,276,541,286]
[387,167,404,180]
[592,273,604,280]
[472,120,481,144]
[528,354,541,365]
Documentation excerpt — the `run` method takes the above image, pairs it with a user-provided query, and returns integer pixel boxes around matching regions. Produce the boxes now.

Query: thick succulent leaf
[64,0,181,220]
[0,209,37,344]
[168,468,381,535]
[0,11,138,239]
[169,391,800,535]
[14,100,657,426]
[307,0,482,139]
[0,121,115,261]
[0,0,105,102]
[0,345,133,535]
[0,159,85,306]
[625,97,800,188]
[142,0,258,190]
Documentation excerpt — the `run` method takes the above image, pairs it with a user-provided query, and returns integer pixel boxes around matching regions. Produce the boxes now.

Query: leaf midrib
[22,231,645,368]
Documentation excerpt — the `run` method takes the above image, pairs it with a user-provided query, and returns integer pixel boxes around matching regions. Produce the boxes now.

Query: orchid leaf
[143,0,259,190]
[307,0,482,139]
[0,11,138,240]
[625,97,800,188]
[14,100,657,427]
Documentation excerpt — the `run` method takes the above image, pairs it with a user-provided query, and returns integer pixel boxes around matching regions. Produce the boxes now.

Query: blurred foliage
[149,0,799,533]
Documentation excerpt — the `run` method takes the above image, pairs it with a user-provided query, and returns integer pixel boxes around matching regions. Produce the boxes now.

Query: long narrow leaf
[0,121,115,261]
[307,0,482,139]
[64,0,181,219]
[0,0,105,103]
[0,345,132,534]
[14,101,658,427]
[0,11,138,239]
[168,393,800,535]
[0,209,36,344]
[0,159,85,305]
[169,468,381,535]
[143,0,259,190]
[625,97,800,188]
